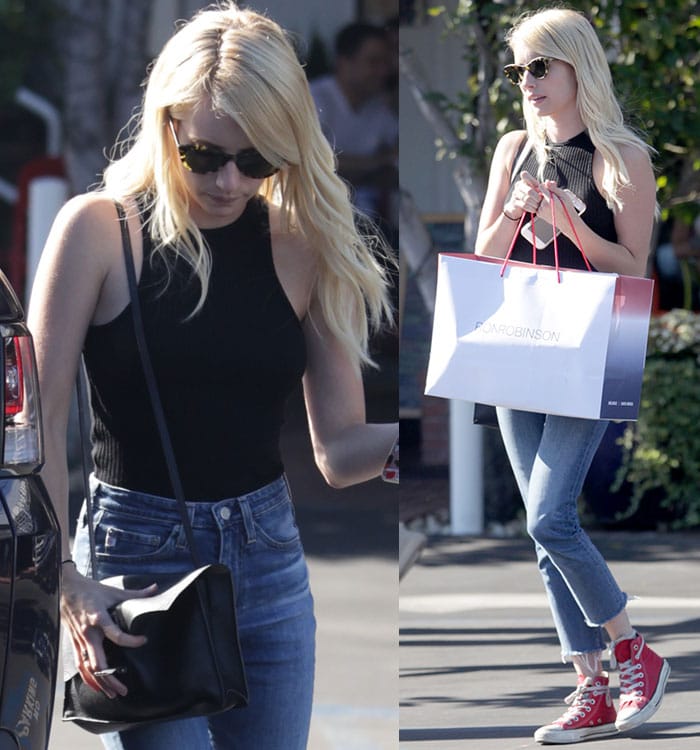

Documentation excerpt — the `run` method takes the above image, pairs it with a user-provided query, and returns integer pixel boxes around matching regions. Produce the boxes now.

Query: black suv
[0,270,60,749]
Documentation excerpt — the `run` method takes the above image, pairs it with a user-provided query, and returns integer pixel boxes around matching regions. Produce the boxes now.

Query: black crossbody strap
[74,204,202,578]
[114,202,201,567]
[76,363,97,577]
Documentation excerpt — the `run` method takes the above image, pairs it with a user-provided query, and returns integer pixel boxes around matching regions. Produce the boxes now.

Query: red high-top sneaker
[534,673,618,744]
[611,633,670,732]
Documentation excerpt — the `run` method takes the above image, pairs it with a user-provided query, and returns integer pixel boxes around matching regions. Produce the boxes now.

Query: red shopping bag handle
[501,210,530,269]
[500,190,593,282]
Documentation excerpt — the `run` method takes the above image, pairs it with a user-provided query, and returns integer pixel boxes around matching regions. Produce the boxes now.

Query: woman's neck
[544,111,586,144]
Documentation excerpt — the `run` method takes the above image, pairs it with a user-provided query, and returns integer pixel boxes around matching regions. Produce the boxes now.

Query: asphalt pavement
[400,530,700,749]
[47,366,398,750]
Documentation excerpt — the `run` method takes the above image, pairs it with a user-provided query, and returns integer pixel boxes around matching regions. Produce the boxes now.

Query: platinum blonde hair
[506,8,653,211]
[102,2,393,371]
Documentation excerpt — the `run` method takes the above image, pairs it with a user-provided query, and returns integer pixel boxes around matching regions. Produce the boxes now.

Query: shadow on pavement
[400,533,700,748]
[400,722,700,743]
[413,532,700,568]
[400,725,536,741]
[400,626,557,651]
[400,619,700,681]
[625,723,700,740]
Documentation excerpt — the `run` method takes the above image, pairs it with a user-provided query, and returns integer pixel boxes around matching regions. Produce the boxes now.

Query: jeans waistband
[88,473,290,530]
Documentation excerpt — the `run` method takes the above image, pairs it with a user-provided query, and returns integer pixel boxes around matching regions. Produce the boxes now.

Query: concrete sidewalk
[400,532,700,749]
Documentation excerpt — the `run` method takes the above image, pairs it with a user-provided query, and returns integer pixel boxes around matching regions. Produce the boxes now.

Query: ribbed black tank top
[507,131,617,270]
[83,196,306,500]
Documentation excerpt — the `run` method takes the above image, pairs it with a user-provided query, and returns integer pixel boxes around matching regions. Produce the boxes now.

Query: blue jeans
[73,474,316,750]
[496,408,628,660]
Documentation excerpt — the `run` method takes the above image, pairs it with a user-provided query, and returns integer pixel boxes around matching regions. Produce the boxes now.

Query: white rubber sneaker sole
[534,721,618,744]
[615,659,671,732]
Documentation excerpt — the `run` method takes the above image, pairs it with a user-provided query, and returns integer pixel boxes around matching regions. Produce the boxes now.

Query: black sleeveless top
[83,196,306,500]
[507,131,617,270]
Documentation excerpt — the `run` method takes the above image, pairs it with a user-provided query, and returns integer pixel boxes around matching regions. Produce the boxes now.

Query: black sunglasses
[168,120,279,179]
[503,57,552,85]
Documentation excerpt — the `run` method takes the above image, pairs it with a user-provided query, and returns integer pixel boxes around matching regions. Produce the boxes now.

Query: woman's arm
[301,300,397,489]
[538,145,656,277]
[28,194,154,698]
[475,130,541,257]
[28,195,114,555]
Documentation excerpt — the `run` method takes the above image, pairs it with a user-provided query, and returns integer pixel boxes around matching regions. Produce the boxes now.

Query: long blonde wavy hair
[102,2,393,371]
[506,8,653,211]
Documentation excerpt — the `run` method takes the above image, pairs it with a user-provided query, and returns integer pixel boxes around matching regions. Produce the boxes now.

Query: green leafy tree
[613,310,700,528]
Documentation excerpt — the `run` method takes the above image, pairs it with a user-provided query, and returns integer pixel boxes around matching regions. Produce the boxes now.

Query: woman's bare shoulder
[267,201,316,268]
[49,193,124,255]
[618,142,654,179]
[40,193,130,291]
[266,201,317,319]
[499,129,528,148]
[496,129,528,154]
[55,191,121,228]
[494,129,528,169]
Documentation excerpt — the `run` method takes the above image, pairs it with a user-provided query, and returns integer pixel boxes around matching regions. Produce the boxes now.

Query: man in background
[310,22,398,240]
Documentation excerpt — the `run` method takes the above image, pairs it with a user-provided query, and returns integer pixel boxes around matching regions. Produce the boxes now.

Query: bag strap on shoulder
[75,204,202,577]
[114,202,201,566]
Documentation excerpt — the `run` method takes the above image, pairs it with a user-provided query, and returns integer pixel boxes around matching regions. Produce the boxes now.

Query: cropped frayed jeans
[496,408,627,661]
[72,474,316,750]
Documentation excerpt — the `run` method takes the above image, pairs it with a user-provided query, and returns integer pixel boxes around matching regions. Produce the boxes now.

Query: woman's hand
[503,171,543,219]
[61,563,157,698]
[536,180,580,232]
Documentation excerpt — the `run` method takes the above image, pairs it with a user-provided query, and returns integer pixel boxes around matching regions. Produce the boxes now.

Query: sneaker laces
[618,661,645,699]
[559,678,607,723]
[609,634,645,701]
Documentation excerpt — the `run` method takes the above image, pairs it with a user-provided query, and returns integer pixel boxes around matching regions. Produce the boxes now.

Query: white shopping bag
[425,253,653,420]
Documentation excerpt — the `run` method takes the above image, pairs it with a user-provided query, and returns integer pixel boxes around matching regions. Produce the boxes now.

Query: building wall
[399,11,470,467]
[398,18,468,218]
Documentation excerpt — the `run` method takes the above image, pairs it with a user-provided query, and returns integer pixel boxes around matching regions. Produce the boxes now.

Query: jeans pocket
[253,498,301,550]
[94,508,180,563]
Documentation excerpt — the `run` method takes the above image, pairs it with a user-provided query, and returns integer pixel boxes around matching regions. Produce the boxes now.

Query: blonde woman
[28,4,397,749]
[475,7,668,745]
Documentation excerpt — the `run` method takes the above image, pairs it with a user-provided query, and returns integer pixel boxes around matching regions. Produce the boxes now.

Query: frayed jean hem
[560,647,607,664]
